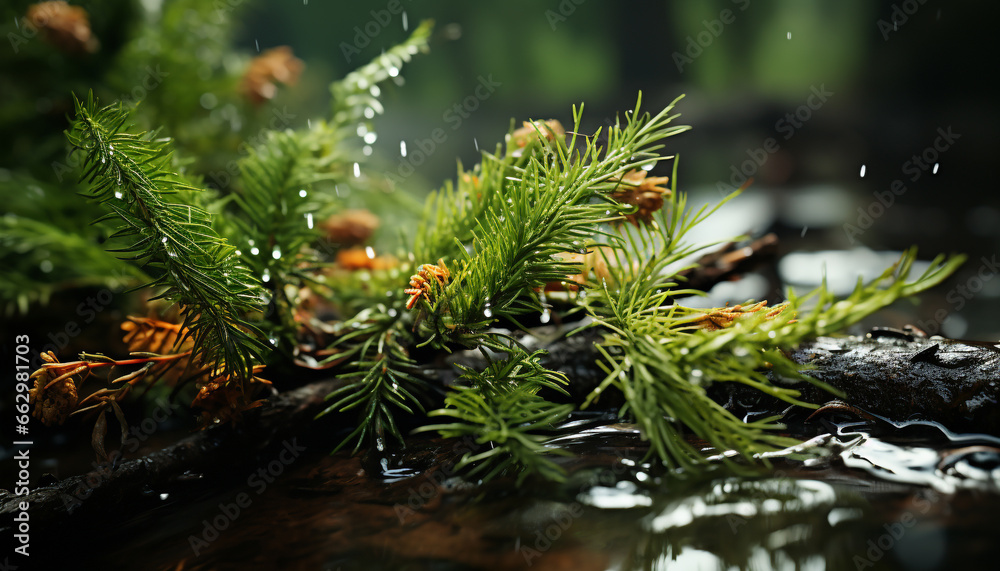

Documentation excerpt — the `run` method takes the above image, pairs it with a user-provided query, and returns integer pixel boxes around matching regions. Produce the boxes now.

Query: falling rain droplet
[933,163,940,174]
[272,246,282,260]
[255,39,260,52]
[787,32,792,40]
[801,226,808,237]
[860,164,866,177]
[262,269,271,283]
[400,141,407,157]
[402,11,408,31]
[474,138,479,152]
[353,163,361,178]
[306,212,314,229]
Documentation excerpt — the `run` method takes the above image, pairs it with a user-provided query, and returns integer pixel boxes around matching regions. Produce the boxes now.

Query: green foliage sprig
[66,93,267,381]
[418,348,574,483]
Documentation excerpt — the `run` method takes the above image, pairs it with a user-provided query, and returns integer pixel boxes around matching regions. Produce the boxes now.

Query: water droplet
[860,164,866,177]
[786,32,792,40]
[353,163,361,178]
[801,226,808,237]
[400,141,407,157]
[679,347,689,355]
[370,85,381,97]
[388,66,399,77]
[388,308,398,317]
[484,307,493,318]
[364,107,375,119]
[364,132,377,145]
[363,145,373,156]
[250,246,260,256]
[272,246,282,260]
[39,259,53,273]
[298,189,307,198]
[365,246,375,259]
[306,212,314,229]
[540,309,551,324]
[235,250,242,256]
[932,163,940,175]
[101,157,106,164]
[159,493,169,501]
[161,236,168,243]
[474,137,479,152]
[114,190,123,199]
[255,39,259,52]
[262,269,271,282]
[402,11,408,31]
[307,118,312,129]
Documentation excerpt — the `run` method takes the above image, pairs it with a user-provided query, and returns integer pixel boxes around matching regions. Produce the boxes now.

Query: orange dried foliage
[241,46,303,105]
[405,259,450,310]
[26,1,98,54]
[28,351,85,426]
[321,209,380,246]
[191,365,272,426]
[609,169,671,225]
[686,301,793,332]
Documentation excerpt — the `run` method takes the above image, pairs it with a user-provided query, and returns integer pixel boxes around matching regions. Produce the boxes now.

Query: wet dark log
[456,326,1000,434]
[6,326,998,546]
[767,333,1000,433]
[0,378,343,536]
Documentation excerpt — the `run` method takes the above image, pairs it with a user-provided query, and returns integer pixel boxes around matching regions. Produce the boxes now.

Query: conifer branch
[65,93,267,382]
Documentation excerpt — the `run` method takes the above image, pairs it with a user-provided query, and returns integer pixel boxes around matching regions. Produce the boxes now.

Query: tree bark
[0,378,342,534]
